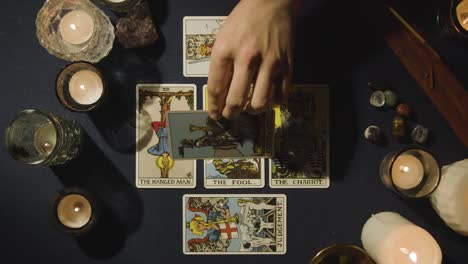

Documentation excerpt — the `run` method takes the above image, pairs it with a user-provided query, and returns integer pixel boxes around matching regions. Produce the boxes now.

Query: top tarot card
[167,111,274,159]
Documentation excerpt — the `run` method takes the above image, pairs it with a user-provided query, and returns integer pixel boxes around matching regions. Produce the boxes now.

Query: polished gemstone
[370,91,386,107]
[411,125,429,144]
[392,116,405,138]
[396,103,411,117]
[384,90,398,107]
[364,125,382,142]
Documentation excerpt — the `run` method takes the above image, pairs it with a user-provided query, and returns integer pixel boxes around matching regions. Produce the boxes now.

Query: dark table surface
[1,0,467,263]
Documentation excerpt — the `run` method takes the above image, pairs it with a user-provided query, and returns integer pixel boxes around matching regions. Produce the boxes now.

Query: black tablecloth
[0,0,466,263]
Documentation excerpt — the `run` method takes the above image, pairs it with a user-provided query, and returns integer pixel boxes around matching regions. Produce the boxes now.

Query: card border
[269,84,331,189]
[182,194,287,255]
[135,84,198,189]
[183,16,227,77]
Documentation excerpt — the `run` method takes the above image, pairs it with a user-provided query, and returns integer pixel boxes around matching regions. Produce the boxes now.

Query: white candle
[68,70,104,105]
[34,121,57,156]
[430,159,468,236]
[361,212,442,264]
[58,10,95,45]
[57,194,92,229]
[391,154,424,189]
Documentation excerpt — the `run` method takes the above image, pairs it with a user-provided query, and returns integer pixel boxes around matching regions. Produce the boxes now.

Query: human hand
[207,0,300,120]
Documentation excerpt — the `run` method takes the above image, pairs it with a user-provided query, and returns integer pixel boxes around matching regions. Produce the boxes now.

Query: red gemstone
[396,103,411,117]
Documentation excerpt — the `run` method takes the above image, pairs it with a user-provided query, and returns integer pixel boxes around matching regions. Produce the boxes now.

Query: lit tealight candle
[392,154,424,189]
[59,10,95,45]
[34,121,57,156]
[68,70,104,105]
[456,0,468,31]
[57,194,92,229]
[361,212,442,264]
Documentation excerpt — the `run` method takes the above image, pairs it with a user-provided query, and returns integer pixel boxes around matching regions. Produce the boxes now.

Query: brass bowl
[310,245,375,264]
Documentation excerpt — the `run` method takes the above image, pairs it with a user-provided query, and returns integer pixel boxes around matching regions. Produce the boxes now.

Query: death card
[202,85,265,188]
[183,194,287,255]
[136,84,197,188]
[167,111,274,160]
[270,84,330,188]
[183,16,226,77]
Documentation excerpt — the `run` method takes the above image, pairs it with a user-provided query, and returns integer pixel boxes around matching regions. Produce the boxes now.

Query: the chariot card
[270,84,330,188]
[183,194,287,255]
[136,84,197,188]
[202,85,265,188]
[166,111,274,160]
[183,16,226,77]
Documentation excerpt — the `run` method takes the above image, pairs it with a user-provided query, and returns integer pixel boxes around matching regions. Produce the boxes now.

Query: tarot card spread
[270,85,330,188]
[183,194,287,255]
[183,16,226,77]
[167,111,274,160]
[136,84,197,188]
[202,85,266,189]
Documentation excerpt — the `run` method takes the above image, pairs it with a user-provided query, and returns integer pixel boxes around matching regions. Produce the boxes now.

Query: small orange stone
[396,103,411,117]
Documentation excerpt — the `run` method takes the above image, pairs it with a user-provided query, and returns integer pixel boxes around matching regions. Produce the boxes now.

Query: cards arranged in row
[136,84,329,189]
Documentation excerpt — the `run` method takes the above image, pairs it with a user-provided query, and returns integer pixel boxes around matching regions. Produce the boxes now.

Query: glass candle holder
[361,212,442,264]
[5,109,82,166]
[310,245,375,264]
[36,0,115,63]
[379,148,441,198]
[56,62,107,111]
[51,188,99,236]
[437,0,468,42]
[98,0,141,13]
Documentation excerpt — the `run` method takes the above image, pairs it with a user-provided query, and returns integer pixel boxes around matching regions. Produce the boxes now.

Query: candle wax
[107,0,127,2]
[59,10,95,45]
[34,121,57,156]
[69,70,104,105]
[456,0,468,31]
[383,225,442,264]
[392,154,424,189]
[57,194,92,229]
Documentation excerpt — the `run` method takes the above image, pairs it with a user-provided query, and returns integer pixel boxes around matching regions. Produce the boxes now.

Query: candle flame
[70,24,77,30]
[400,166,410,173]
[74,206,80,212]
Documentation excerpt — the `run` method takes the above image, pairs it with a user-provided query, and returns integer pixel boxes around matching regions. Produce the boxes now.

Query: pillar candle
[430,159,468,236]
[58,10,95,45]
[391,154,424,189]
[56,194,93,229]
[361,212,442,264]
[68,70,104,105]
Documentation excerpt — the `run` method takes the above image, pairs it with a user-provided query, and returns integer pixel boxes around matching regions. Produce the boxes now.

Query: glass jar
[5,109,82,166]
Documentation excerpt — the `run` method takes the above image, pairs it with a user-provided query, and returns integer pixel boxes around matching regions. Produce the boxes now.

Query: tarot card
[135,84,197,188]
[167,111,274,160]
[183,16,226,77]
[183,194,287,255]
[202,85,265,188]
[270,84,330,188]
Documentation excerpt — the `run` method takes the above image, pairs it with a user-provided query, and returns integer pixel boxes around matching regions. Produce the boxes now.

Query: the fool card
[270,84,330,188]
[136,84,197,188]
[202,85,265,188]
[183,194,287,255]
[167,111,274,160]
[183,16,226,77]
